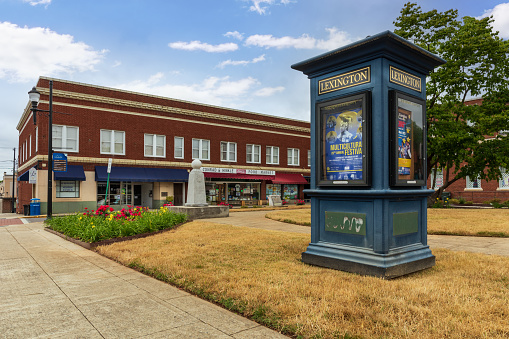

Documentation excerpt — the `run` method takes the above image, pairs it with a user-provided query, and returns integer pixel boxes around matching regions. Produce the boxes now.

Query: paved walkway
[202,210,509,257]
[0,218,287,339]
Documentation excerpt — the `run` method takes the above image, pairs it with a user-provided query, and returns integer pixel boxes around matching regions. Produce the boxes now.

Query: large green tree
[394,2,509,203]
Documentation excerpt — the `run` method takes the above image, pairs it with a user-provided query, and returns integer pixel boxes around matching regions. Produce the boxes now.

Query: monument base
[302,243,435,279]
[168,205,229,220]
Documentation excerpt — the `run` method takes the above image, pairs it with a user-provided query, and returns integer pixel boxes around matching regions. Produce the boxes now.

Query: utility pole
[12,147,15,213]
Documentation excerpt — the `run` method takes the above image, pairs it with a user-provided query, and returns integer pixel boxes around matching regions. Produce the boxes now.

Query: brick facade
[16,77,311,214]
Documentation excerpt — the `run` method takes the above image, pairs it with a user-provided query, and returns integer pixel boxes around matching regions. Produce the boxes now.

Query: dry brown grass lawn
[97,221,509,339]
[266,208,509,237]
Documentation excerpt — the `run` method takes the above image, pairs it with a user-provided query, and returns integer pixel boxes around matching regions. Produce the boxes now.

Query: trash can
[30,198,41,216]
[441,191,451,201]
[23,204,30,216]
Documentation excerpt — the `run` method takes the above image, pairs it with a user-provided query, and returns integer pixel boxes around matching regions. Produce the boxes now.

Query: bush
[45,205,187,243]
[449,198,460,205]
[458,197,467,204]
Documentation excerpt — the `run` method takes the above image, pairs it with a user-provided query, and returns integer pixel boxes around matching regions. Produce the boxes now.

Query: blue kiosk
[292,31,445,278]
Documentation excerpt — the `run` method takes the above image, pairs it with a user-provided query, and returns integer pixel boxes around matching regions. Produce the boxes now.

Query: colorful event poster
[323,99,364,181]
[397,109,412,176]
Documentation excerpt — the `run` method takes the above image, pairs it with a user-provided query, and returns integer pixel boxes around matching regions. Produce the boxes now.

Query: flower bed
[45,205,187,243]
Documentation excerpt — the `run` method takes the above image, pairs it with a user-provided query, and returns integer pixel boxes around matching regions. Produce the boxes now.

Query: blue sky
[1,0,508,172]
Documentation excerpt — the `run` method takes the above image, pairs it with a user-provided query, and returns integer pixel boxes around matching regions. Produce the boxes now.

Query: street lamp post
[28,80,53,220]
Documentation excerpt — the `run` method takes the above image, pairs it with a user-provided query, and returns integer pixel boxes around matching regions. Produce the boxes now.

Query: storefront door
[133,185,142,205]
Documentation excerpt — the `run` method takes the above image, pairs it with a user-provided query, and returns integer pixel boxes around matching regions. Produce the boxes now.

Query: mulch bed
[44,222,187,249]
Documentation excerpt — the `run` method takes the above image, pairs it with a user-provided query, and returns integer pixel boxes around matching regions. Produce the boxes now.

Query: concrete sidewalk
[0,220,287,339]
[203,210,509,257]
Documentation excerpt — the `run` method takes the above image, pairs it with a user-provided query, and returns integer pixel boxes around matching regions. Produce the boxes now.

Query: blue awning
[95,166,188,182]
[54,165,86,181]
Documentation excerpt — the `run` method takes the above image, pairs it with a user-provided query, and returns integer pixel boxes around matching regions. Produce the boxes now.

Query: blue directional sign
[52,153,67,172]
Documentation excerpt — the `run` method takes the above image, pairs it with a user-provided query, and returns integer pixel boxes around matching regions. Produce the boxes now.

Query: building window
[499,168,509,189]
[53,125,79,152]
[308,150,311,167]
[101,129,125,155]
[288,148,299,166]
[266,146,279,165]
[430,168,443,189]
[192,138,210,160]
[29,135,32,157]
[246,144,261,163]
[466,175,482,189]
[56,180,80,198]
[144,134,165,158]
[221,142,237,162]
[174,137,184,159]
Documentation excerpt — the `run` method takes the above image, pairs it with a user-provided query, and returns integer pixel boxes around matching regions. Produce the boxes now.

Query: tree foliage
[394,2,509,201]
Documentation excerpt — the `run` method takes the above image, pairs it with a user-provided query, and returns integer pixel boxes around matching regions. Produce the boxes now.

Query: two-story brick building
[16,77,310,214]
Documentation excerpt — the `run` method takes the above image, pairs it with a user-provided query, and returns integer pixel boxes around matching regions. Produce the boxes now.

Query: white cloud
[116,73,260,107]
[168,40,238,53]
[112,60,122,68]
[217,54,265,68]
[0,22,106,83]
[224,31,244,40]
[247,0,291,15]
[23,0,51,6]
[478,3,509,39]
[244,27,353,50]
[254,86,284,97]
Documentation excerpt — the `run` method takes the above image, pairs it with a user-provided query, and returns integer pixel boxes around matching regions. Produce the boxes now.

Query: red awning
[271,173,308,184]
[204,172,275,180]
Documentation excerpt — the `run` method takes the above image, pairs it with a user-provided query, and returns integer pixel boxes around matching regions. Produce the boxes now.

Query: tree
[394,2,509,204]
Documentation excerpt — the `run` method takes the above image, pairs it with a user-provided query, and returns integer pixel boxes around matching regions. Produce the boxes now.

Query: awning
[271,173,308,184]
[95,166,188,182]
[204,172,275,180]
[54,165,86,181]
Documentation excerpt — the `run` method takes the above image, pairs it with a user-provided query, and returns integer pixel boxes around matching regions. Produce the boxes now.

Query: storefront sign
[389,66,421,92]
[202,167,275,176]
[325,211,366,235]
[60,180,77,192]
[318,67,370,95]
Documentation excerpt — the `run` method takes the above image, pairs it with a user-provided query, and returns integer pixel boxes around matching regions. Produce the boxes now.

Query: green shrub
[458,197,467,204]
[449,198,460,205]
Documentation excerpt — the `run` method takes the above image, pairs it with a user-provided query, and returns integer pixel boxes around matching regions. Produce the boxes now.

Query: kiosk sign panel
[390,91,426,186]
[318,92,370,186]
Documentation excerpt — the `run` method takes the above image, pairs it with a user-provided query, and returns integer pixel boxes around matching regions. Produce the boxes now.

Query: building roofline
[32,76,309,124]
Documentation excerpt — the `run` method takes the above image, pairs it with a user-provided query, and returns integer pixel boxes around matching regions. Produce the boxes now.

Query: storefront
[203,167,308,205]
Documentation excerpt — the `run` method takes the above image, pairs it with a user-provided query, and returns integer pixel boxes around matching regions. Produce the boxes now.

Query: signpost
[105,158,112,205]
[28,167,37,184]
[292,31,445,278]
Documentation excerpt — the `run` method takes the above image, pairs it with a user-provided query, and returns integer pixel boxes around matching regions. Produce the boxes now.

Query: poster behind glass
[319,92,370,186]
[390,91,425,186]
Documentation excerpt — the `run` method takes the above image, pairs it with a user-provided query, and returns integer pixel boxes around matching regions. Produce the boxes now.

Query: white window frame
[35,127,38,153]
[288,148,300,166]
[174,137,184,159]
[465,175,482,190]
[221,141,237,162]
[144,134,166,158]
[498,168,509,190]
[246,144,261,164]
[192,138,210,161]
[100,129,125,155]
[29,135,32,157]
[308,150,311,167]
[430,168,444,190]
[266,146,279,165]
[53,125,79,153]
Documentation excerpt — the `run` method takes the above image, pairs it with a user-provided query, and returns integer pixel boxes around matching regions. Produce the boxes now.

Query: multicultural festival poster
[397,108,412,177]
[322,99,364,181]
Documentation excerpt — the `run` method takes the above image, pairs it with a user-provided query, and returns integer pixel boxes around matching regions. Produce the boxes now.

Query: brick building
[0,172,16,213]
[16,77,310,214]
[427,98,509,203]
